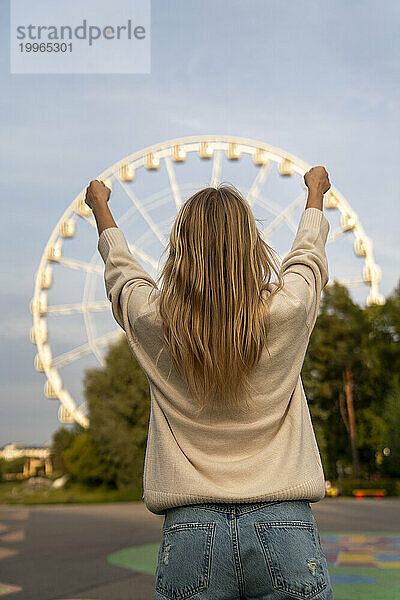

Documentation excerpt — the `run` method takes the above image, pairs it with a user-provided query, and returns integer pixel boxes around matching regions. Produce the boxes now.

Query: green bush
[2,457,26,475]
[63,431,115,487]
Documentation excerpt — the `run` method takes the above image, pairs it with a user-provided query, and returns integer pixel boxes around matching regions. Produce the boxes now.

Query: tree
[63,430,115,486]
[380,373,400,478]
[303,278,400,480]
[50,424,84,476]
[83,334,150,490]
[362,278,400,476]
[303,281,367,478]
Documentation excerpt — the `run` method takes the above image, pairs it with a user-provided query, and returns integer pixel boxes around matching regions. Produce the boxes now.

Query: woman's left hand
[85,179,111,210]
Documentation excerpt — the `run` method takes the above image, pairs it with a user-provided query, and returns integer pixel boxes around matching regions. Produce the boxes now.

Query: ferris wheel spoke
[76,400,88,415]
[132,182,204,214]
[247,162,272,207]
[46,301,109,316]
[327,227,352,243]
[255,194,290,220]
[259,192,306,240]
[329,276,365,287]
[56,256,103,274]
[56,247,158,276]
[117,179,169,247]
[211,150,222,187]
[80,213,97,228]
[126,243,160,271]
[52,330,122,369]
[164,156,182,210]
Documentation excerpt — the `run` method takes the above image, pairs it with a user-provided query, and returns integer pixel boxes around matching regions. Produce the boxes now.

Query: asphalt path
[0,497,399,600]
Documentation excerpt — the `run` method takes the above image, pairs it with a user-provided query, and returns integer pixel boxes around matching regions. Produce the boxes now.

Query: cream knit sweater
[98,207,330,515]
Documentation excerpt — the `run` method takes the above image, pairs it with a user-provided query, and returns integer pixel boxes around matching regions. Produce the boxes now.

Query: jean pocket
[155,521,216,600]
[255,520,327,599]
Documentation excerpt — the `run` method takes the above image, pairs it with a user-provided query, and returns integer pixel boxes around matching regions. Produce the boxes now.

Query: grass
[0,479,143,505]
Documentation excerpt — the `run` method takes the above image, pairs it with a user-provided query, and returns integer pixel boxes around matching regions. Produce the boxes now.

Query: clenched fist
[85,179,111,210]
[304,166,331,195]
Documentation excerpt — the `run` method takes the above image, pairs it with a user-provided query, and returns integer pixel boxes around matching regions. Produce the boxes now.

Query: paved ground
[0,497,399,600]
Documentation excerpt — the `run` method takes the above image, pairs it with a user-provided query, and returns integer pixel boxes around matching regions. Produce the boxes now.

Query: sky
[1,0,399,448]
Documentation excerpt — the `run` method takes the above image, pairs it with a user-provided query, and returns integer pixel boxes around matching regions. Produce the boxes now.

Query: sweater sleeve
[97,227,158,332]
[279,207,330,332]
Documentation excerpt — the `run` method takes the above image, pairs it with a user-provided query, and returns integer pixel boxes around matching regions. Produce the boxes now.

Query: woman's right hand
[304,166,331,195]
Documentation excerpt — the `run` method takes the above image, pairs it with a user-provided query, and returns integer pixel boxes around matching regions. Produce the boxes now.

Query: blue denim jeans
[154,499,334,600]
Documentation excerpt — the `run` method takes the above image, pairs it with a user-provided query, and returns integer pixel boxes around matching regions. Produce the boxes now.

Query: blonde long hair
[148,183,284,416]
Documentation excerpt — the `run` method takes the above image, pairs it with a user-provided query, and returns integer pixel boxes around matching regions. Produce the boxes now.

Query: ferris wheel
[30,135,385,428]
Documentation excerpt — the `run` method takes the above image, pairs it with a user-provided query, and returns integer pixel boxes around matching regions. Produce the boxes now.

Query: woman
[86,165,334,600]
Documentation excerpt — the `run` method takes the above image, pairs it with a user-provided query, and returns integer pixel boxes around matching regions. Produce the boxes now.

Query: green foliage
[303,281,363,478]
[380,373,400,478]
[1,457,26,475]
[83,334,150,490]
[63,430,115,486]
[0,480,143,504]
[50,423,83,476]
[303,278,400,480]
[59,334,150,491]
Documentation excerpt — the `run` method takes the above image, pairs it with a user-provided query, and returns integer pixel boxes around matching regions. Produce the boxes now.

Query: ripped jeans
[154,499,334,600]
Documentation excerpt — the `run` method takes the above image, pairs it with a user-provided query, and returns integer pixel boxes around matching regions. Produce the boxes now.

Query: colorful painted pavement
[107,532,400,600]
[318,532,400,599]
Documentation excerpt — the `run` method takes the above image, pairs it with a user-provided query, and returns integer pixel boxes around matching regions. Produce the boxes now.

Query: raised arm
[279,167,331,333]
[304,166,331,212]
[85,179,117,235]
[85,179,158,332]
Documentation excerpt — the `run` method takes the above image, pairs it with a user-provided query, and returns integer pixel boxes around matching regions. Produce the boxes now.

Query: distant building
[0,442,52,478]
